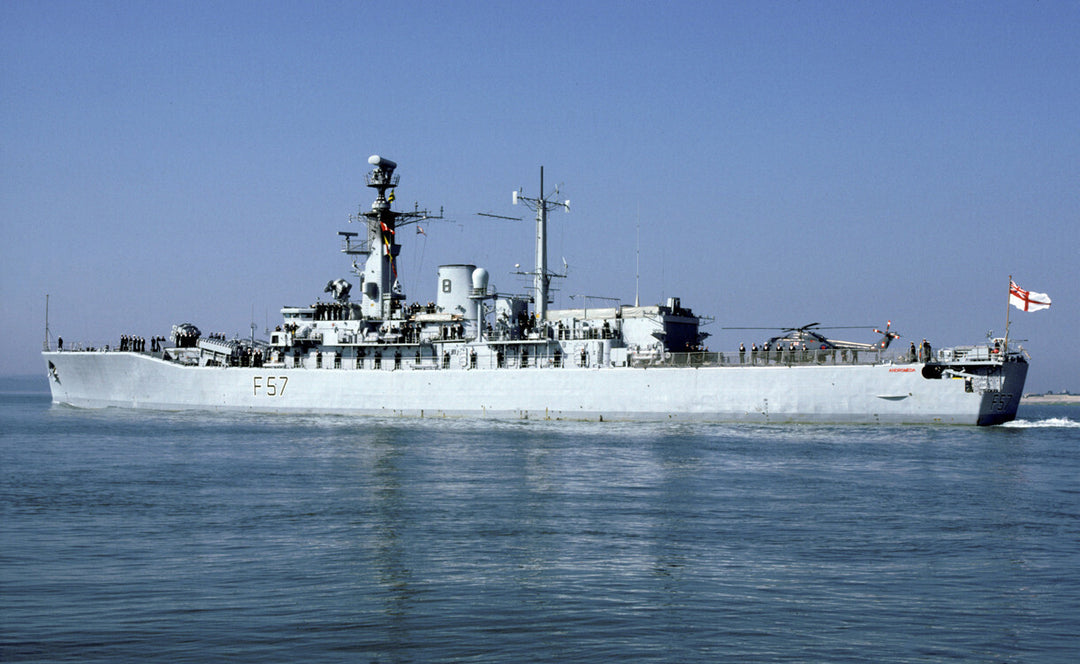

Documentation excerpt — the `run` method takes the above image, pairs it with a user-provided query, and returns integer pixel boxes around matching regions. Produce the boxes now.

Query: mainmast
[513,167,569,322]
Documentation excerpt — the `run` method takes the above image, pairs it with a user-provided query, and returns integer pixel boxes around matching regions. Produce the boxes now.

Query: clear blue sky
[2,0,1076,392]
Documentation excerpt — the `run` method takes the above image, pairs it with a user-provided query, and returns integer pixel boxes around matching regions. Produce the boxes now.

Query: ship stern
[975,357,1028,425]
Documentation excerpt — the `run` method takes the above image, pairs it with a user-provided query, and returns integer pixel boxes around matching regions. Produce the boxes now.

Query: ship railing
[971,374,1004,392]
[39,339,164,354]
[657,349,905,368]
[555,326,620,341]
[341,237,370,254]
[936,344,1008,363]
[366,172,399,188]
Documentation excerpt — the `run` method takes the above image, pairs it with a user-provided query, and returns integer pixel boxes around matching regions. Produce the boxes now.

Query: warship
[43,155,1028,425]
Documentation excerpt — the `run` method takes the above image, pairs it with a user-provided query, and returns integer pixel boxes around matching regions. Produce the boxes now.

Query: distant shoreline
[1022,394,1080,405]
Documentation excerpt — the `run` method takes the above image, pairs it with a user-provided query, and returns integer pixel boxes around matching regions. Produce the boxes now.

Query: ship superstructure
[43,156,1029,425]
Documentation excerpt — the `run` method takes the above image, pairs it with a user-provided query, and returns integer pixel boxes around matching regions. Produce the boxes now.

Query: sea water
[2,376,1078,663]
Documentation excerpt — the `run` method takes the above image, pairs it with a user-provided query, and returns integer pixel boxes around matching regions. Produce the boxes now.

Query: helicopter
[724,321,900,351]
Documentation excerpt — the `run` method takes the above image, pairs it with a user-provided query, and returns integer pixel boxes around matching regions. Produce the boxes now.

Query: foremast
[354,155,442,321]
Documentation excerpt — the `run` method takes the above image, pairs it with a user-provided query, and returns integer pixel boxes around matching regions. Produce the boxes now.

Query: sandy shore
[1022,394,1080,404]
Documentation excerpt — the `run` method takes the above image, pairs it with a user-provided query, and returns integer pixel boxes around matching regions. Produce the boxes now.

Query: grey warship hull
[44,348,1027,425]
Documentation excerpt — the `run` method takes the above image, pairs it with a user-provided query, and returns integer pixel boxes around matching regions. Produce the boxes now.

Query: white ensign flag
[1009,281,1052,312]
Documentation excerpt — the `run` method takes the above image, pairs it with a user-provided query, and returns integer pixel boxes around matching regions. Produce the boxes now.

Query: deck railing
[655,348,905,368]
[49,338,988,372]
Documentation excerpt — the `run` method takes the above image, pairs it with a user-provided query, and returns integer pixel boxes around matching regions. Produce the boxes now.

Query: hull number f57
[253,376,288,396]
[991,393,1013,412]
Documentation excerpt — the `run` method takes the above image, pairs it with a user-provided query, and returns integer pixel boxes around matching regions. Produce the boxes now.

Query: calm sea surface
[2,376,1079,663]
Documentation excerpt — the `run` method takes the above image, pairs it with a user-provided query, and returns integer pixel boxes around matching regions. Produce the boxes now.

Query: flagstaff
[1005,274,1012,352]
